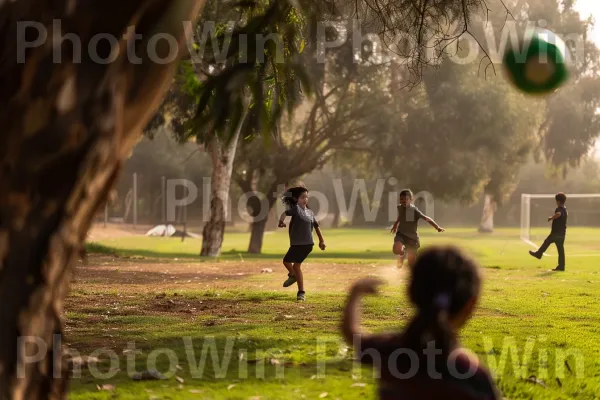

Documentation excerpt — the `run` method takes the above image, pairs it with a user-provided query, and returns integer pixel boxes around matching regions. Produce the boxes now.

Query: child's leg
[282,248,299,287]
[293,263,304,292]
[406,250,417,267]
[555,236,566,269]
[534,235,555,255]
[283,261,294,275]
[392,241,405,255]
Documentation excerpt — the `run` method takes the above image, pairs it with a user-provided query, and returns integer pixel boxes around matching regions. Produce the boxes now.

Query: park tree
[0,0,206,396]
[354,0,600,233]
[0,0,511,396]
[235,60,391,253]
[168,0,315,256]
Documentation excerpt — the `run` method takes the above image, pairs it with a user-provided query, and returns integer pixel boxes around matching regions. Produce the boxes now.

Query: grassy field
[68,227,600,399]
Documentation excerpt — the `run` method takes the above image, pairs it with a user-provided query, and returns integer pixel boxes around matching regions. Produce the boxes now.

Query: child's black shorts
[394,233,420,250]
[283,245,313,263]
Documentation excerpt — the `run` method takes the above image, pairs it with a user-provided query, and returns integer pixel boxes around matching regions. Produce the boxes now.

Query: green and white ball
[503,28,570,95]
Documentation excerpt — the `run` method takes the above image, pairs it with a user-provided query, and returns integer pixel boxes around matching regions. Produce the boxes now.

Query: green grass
[86,226,600,263]
[71,227,600,399]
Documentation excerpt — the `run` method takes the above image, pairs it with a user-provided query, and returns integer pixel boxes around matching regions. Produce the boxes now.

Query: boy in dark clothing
[529,192,567,271]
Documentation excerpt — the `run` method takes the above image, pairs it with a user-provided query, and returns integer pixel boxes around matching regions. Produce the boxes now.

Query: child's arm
[315,226,326,250]
[548,211,562,222]
[278,212,287,227]
[423,214,445,232]
[341,278,384,345]
[390,216,401,233]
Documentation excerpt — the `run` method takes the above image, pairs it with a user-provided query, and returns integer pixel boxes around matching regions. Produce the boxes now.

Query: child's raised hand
[278,221,286,228]
[351,277,385,296]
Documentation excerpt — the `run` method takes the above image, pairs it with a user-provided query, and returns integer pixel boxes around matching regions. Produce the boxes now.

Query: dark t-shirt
[357,333,500,400]
[396,205,425,241]
[285,205,319,246]
[551,206,567,236]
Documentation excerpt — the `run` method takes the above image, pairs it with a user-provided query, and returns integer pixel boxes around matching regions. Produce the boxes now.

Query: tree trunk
[201,122,244,256]
[332,209,341,228]
[479,194,497,233]
[247,189,278,254]
[0,1,204,397]
[248,216,270,254]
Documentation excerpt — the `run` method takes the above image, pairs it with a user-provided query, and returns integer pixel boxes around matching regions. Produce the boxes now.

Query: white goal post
[520,193,600,248]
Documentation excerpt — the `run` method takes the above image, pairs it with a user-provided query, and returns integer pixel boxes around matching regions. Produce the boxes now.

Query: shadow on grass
[536,271,561,277]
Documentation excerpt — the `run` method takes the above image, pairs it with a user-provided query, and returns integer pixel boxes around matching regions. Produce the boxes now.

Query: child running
[528,192,568,271]
[342,246,500,400]
[391,189,444,267]
[278,186,326,301]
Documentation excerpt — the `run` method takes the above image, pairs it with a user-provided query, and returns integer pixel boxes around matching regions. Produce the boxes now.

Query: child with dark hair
[529,192,568,271]
[391,189,444,268]
[342,246,500,400]
[278,186,326,301]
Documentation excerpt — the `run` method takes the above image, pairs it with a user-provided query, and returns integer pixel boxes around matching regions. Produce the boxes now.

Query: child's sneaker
[528,250,542,259]
[283,274,297,287]
[297,291,306,301]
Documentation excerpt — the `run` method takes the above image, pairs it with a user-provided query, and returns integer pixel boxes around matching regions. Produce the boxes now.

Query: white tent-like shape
[146,224,200,239]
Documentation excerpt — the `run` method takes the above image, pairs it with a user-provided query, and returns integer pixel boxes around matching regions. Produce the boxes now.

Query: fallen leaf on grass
[96,384,115,391]
[188,389,202,394]
[350,383,366,387]
[227,384,237,390]
[526,375,546,388]
[122,349,143,356]
[319,392,328,398]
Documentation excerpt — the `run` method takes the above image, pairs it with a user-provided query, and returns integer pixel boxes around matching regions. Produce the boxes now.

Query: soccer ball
[503,28,570,95]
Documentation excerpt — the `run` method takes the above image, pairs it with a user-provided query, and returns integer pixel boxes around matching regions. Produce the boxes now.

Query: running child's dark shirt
[357,333,500,400]
[396,205,425,241]
[285,205,319,246]
[551,206,567,236]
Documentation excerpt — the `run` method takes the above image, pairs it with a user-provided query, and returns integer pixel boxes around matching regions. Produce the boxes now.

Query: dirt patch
[72,254,406,293]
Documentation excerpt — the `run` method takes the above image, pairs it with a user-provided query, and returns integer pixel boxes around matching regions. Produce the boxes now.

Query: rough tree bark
[0,1,205,398]
[247,189,278,254]
[200,118,244,257]
[479,193,497,233]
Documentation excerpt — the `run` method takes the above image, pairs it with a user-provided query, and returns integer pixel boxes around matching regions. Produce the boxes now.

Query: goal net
[520,193,600,255]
